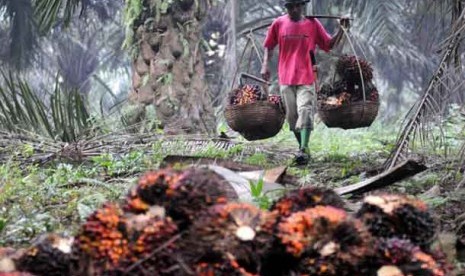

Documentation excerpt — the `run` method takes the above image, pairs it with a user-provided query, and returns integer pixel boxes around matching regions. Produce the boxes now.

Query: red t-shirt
[264,15,332,85]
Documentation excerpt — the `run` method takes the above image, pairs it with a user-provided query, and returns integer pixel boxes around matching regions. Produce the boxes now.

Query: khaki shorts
[280,85,316,131]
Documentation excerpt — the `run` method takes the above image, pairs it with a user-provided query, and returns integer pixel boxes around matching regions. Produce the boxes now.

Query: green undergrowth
[1,119,463,247]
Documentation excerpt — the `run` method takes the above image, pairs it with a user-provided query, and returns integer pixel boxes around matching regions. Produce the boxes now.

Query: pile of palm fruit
[318,55,379,109]
[228,84,283,110]
[0,167,451,276]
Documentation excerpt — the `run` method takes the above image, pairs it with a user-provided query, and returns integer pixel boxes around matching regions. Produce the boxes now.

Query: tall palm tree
[125,0,215,134]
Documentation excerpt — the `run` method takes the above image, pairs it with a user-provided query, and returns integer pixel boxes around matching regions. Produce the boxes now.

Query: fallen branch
[335,159,427,196]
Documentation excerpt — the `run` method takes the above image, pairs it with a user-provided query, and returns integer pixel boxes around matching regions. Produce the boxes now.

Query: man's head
[284,0,309,21]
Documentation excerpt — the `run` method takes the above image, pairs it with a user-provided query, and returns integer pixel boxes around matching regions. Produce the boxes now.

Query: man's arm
[261,47,274,81]
[330,17,350,49]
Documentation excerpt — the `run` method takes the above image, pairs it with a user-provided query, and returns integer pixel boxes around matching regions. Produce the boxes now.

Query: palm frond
[0,71,92,142]
[385,9,465,170]
[34,0,82,34]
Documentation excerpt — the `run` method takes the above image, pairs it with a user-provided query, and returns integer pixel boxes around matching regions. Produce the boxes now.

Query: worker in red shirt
[261,0,349,165]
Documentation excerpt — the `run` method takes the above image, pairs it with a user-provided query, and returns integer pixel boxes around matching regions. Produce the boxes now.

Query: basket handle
[240,72,271,97]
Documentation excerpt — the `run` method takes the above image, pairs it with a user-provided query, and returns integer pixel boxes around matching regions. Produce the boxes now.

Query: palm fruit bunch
[14,234,72,276]
[319,80,349,98]
[121,213,179,275]
[276,206,373,275]
[267,95,285,111]
[71,203,129,275]
[355,194,436,249]
[229,84,266,106]
[270,187,345,219]
[369,238,449,276]
[0,248,31,276]
[336,54,374,83]
[182,202,276,275]
[123,168,236,230]
[194,261,253,276]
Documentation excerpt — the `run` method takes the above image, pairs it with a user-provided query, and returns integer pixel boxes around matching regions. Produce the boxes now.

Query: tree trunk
[128,0,215,134]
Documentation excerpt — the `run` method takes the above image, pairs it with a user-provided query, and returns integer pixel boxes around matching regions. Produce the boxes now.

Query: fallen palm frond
[384,9,465,170]
[0,130,294,166]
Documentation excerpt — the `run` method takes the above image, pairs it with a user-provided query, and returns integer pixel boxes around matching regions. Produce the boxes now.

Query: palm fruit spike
[355,194,436,248]
[72,203,129,275]
[271,187,345,218]
[371,238,448,276]
[15,234,72,276]
[336,54,374,83]
[183,202,275,275]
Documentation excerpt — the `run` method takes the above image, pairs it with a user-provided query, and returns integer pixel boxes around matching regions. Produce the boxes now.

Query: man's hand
[261,66,270,81]
[339,16,351,29]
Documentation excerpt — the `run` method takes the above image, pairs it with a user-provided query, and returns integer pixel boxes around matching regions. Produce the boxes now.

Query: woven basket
[317,101,379,129]
[225,101,285,141]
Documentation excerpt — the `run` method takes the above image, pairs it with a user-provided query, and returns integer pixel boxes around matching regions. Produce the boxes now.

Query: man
[261,0,349,165]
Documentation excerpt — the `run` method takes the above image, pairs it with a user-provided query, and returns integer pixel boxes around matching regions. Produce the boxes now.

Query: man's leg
[295,85,316,164]
[280,85,299,146]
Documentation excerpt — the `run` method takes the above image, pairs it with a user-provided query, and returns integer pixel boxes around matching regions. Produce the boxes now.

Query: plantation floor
[0,123,464,271]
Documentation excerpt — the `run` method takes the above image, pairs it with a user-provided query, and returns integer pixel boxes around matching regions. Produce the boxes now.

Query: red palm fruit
[167,168,236,228]
[355,194,436,248]
[370,238,448,276]
[123,168,235,230]
[15,234,72,276]
[182,202,276,275]
[271,187,345,219]
[72,203,129,275]
[277,206,373,275]
[123,169,183,213]
[195,260,256,276]
[121,211,179,275]
[336,55,374,83]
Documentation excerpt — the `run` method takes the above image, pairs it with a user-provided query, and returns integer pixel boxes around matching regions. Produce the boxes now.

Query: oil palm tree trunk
[128,0,215,134]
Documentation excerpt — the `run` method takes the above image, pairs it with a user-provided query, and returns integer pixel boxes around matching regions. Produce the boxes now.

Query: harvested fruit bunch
[0,248,31,276]
[318,80,379,110]
[277,206,373,275]
[336,54,373,83]
[229,84,266,106]
[268,95,285,113]
[72,203,129,275]
[183,202,275,275]
[356,194,436,248]
[270,187,345,218]
[15,234,72,276]
[319,80,349,97]
[124,168,236,230]
[122,214,179,275]
[123,169,183,214]
[277,206,348,258]
[195,261,253,276]
[369,238,448,276]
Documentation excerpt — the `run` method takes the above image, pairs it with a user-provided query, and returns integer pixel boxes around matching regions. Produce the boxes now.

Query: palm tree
[125,0,215,134]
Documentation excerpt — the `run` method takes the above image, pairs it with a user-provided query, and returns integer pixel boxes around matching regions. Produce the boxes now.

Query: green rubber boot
[293,131,301,148]
[293,128,311,165]
[300,128,311,153]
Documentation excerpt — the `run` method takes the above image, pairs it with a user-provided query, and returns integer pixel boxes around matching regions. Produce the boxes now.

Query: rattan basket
[225,101,285,141]
[317,101,379,129]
